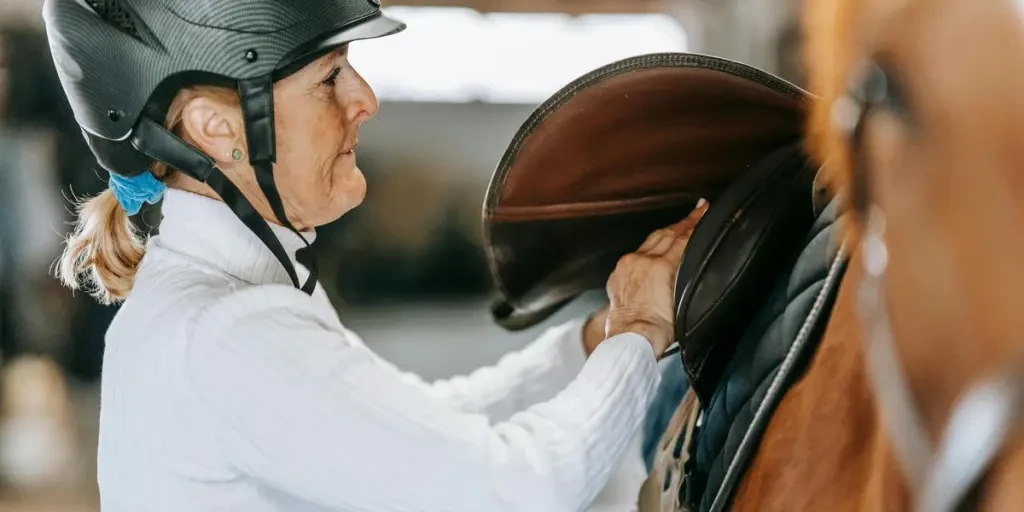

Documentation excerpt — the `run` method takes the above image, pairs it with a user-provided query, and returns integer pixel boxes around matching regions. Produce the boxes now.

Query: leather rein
[836,60,1024,512]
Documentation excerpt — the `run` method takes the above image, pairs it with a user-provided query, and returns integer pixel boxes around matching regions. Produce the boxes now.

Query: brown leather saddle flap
[483,53,810,331]
[673,142,820,403]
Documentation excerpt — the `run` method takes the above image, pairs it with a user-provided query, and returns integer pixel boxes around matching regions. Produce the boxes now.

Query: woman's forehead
[311,47,348,69]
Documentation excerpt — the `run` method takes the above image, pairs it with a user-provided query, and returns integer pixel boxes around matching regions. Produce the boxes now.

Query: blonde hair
[57,85,238,304]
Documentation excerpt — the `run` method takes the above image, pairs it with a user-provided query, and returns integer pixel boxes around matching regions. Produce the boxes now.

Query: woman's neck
[165,172,308,231]
[166,172,219,201]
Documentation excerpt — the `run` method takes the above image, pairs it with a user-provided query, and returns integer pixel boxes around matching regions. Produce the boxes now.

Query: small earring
[231,148,243,161]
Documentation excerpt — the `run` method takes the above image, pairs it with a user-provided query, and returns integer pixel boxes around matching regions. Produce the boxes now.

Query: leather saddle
[482,52,821,404]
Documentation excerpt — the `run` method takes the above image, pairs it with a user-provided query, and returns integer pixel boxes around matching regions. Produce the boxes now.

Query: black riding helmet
[43,0,406,293]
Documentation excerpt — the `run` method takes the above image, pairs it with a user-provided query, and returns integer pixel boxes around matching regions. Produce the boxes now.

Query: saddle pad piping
[707,245,848,512]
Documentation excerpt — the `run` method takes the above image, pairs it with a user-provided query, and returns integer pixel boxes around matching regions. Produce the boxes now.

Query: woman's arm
[186,297,660,512]
[347,317,592,421]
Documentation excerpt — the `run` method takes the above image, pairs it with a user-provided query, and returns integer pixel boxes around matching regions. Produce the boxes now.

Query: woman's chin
[330,161,367,215]
[341,163,366,199]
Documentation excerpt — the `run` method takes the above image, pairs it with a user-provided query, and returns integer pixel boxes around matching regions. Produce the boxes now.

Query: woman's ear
[180,95,244,164]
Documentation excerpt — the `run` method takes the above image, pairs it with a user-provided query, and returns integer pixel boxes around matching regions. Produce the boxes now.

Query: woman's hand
[604,204,707,358]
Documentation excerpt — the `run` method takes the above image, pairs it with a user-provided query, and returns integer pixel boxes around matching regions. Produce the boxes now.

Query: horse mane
[802,0,857,212]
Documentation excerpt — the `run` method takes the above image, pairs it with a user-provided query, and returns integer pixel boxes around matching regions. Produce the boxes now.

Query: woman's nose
[344,71,379,125]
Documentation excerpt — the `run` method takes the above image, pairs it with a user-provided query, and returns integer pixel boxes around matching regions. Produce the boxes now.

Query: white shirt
[97,188,661,512]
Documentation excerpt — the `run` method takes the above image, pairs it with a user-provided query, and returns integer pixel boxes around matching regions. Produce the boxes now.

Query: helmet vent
[83,0,141,39]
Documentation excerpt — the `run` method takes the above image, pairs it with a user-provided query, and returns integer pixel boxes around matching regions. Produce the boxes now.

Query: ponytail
[56,188,146,305]
[55,84,238,303]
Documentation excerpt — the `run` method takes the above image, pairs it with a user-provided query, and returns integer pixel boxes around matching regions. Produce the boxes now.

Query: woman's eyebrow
[314,47,348,70]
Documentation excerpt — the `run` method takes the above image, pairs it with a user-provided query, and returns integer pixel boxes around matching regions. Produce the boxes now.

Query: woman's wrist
[582,306,609,356]
[606,317,671,358]
[583,307,673,358]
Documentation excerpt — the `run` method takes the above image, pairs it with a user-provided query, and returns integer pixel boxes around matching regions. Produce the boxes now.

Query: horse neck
[783,249,1024,511]
[733,249,910,510]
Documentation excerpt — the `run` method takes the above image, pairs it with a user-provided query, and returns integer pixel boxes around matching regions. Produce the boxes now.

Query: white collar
[154,188,317,286]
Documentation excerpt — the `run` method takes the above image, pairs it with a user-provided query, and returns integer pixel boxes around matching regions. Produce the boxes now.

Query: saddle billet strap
[638,389,701,512]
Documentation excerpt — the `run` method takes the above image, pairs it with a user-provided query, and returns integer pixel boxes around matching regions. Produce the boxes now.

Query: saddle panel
[483,52,809,330]
[688,198,847,511]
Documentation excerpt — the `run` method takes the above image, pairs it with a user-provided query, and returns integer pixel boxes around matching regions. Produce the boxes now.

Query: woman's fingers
[662,233,691,266]
[647,230,681,256]
[640,202,707,255]
[665,201,708,235]
[638,200,708,255]
[638,228,677,253]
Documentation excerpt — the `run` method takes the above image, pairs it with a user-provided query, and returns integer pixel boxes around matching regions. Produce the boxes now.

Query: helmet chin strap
[128,75,319,295]
[237,75,318,294]
[204,168,318,294]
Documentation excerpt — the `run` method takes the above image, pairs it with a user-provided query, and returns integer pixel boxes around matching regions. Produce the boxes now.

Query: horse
[479,1,1023,510]
[736,0,1024,509]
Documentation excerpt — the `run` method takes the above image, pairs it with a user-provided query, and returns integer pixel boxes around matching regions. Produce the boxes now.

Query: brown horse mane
[802,0,922,212]
[802,0,857,202]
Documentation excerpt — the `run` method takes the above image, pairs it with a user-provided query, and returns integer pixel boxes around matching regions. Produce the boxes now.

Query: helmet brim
[316,13,406,49]
[277,13,406,77]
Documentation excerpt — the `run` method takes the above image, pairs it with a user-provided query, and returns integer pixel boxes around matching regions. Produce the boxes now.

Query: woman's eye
[321,67,342,87]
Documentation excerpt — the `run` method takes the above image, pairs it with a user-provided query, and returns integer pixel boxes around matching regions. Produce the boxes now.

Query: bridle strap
[840,59,1024,512]
[841,61,935,488]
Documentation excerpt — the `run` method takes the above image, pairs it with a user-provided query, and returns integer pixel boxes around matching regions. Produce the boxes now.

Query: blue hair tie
[108,170,167,216]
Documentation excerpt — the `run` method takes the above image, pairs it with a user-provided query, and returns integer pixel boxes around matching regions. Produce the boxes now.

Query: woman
[45,1,701,510]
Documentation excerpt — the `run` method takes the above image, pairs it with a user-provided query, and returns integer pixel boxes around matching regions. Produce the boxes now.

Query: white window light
[348,6,689,103]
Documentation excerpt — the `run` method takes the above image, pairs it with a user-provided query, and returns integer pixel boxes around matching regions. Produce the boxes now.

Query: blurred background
[0,0,805,509]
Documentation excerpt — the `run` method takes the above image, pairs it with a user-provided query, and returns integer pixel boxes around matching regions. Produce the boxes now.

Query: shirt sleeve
[346,319,589,421]
[185,295,660,512]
